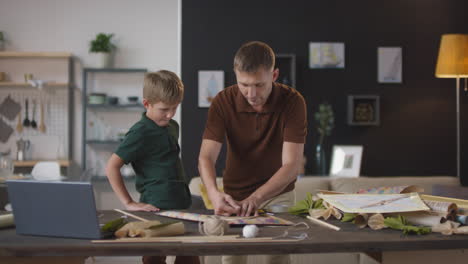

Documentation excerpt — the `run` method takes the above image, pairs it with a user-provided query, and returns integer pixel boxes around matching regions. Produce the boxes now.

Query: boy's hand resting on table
[125,201,160,212]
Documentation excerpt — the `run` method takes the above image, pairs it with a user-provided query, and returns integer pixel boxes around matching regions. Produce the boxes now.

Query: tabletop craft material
[318,192,430,214]
[357,185,424,194]
[92,235,299,243]
[156,211,294,226]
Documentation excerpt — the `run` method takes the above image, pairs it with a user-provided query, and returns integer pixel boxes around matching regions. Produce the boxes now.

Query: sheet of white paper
[318,193,430,213]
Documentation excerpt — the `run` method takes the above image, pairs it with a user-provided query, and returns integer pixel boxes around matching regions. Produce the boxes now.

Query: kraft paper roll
[115,220,185,238]
[0,214,14,228]
[399,211,446,227]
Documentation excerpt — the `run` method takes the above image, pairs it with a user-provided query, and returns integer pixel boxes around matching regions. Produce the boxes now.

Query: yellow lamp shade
[435,34,468,78]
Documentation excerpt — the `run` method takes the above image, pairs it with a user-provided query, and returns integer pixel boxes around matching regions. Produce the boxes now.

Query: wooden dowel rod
[306,216,340,231]
[114,209,150,222]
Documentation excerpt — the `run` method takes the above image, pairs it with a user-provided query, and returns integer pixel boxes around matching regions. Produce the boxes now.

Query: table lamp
[435,34,468,178]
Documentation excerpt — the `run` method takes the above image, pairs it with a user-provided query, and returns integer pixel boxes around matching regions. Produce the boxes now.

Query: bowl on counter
[127,96,139,104]
[88,93,107,105]
[107,96,119,105]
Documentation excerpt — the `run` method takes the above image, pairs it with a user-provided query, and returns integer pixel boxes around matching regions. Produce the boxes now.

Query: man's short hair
[233,41,275,72]
[143,70,184,104]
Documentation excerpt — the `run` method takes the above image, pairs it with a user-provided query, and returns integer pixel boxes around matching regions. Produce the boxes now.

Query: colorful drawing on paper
[378,47,402,83]
[318,193,430,214]
[198,71,224,108]
[309,42,345,69]
[156,211,294,226]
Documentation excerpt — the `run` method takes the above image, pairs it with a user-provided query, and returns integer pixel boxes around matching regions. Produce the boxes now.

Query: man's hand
[210,191,240,216]
[125,201,160,212]
[239,195,261,217]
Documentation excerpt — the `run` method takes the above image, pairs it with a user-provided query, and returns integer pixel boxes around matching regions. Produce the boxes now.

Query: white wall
[0,0,181,167]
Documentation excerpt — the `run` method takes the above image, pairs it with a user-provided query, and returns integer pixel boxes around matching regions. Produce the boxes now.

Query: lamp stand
[456,77,460,178]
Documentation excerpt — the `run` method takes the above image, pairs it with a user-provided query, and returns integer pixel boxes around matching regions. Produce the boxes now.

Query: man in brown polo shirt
[199,41,307,221]
[199,41,306,264]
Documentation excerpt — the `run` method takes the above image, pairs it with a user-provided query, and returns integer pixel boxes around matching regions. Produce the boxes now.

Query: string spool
[199,216,229,236]
[242,224,259,238]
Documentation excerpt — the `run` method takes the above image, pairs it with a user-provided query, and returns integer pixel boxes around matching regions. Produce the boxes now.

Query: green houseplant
[314,103,334,175]
[89,33,116,68]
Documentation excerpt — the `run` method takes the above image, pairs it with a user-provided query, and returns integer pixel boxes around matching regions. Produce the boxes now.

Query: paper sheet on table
[317,192,430,213]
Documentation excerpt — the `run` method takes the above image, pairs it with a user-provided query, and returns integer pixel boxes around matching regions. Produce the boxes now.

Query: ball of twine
[199,216,229,236]
[242,224,259,238]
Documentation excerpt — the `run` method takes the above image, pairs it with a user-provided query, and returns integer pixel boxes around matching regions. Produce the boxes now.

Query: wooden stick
[92,235,299,243]
[114,209,150,222]
[306,216,340,231]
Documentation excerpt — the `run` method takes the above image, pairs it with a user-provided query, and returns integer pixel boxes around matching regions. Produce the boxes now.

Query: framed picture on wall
[347,95,380,126]
[309,42,345,69]
[198,71,224,108]
[329,145,363,178]
[378,47,402,83]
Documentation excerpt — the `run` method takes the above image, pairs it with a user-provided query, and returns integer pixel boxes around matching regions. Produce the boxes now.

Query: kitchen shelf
[82,68,147,172]
[1,51,75,175]
[13,160,71,167]
[0,51,72,58]
[84,68,147,73]
[86,140,121,145]
[87,103,144,111]
[0,82,69,87]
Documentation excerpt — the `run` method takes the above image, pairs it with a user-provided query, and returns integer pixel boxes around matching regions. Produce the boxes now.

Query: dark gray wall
[181,0,468,183]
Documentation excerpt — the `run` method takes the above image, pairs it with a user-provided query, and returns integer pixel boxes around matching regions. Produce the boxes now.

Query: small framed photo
[198,71,224,108]
[378,47,402,83]
[330,145,363,177]
[309,42,345,69]
[348,95,380,126]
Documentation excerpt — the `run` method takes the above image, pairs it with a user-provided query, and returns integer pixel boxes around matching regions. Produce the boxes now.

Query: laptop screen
[6,180,102,239]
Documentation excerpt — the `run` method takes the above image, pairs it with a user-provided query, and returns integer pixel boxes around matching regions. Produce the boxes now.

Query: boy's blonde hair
[143,70,184,104]
[234,41,275,73]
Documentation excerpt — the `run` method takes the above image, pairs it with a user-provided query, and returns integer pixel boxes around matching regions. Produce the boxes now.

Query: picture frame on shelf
[347,95,380,126]
[329,145,363,178]
[378,47,402,83]
[309,42,345,69]
[198,70,224,108]
[275,54,296,88]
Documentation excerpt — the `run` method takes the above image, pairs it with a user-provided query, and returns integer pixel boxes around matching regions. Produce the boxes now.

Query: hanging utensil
[22,99,30,127]
[31,99,37,129]
[38,100,46,133]
[16,110,23,133]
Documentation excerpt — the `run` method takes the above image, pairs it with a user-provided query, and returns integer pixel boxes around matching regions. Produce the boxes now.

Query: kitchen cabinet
[81,68,147,178]
[0,52,74,172]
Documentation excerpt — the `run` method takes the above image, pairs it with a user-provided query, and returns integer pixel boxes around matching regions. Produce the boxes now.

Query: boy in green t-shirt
[106,70,198,264]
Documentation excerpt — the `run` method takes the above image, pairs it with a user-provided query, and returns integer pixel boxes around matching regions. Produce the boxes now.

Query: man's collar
[235,82,279,113]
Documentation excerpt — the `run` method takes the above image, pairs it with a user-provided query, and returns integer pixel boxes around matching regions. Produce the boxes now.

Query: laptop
[6,180,108,239]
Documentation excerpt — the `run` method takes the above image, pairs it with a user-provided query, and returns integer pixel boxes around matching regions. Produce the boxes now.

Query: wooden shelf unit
[0,51,72,58]
[13,160,71,167]
[0,82,69,87]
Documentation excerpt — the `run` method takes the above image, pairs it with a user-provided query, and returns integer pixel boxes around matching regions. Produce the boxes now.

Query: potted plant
[314,102,334,175]
[89,33,116,68]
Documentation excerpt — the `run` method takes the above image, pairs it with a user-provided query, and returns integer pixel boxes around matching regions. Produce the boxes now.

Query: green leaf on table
[384,215,431,235]
[341,213,357,222]
[288,192,325,215]
[101,217,128,233]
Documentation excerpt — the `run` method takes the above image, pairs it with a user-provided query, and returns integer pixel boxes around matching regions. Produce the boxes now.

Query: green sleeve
[115,128,145,164]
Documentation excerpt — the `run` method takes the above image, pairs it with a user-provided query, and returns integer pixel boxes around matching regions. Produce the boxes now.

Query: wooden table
[1,210,468,264]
